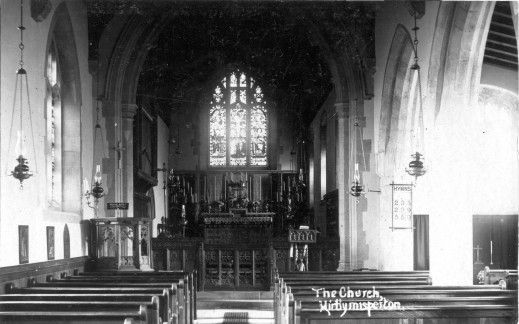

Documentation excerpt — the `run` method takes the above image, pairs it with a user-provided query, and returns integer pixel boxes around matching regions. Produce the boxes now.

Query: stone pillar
[334,101,351,271]
[122,103,138,218]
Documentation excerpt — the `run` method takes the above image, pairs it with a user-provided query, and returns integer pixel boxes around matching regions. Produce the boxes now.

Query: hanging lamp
[84,64,106,216]
[405,12,427,182]
[8,0,38,189]
[349,103,367,203]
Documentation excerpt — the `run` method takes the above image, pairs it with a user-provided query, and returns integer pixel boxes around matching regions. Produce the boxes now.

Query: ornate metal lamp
[8,0,37,189]
[406,152,426,181]
[350,163,365,202]
[84,165,106,215]
[349,111,367,203]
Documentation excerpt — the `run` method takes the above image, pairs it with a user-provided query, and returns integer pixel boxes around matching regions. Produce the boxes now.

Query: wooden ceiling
[484,2,518,70]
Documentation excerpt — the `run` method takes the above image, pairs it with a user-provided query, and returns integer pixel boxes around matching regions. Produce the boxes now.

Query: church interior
[0,0,517,323]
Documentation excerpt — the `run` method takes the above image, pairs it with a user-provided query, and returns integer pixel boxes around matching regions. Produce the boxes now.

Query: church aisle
[196,291,274,324]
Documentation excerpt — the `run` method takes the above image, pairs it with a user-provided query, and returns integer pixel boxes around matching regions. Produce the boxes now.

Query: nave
[0,268,516,323]
[0,0,517,323]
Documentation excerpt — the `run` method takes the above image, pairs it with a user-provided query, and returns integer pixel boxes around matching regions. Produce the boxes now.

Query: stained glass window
[46,39,62,207]
[210,70,268,167]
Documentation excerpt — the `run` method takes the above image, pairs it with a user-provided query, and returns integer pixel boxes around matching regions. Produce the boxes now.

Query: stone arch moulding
[428,1,495,120]
[305,21,349,104]
[378,24,414,177]
[98,9,174,218]
[46,2,82,214]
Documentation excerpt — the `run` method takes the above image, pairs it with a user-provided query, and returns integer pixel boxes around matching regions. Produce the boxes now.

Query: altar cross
[474,244,483,264]
[112,141,125,169]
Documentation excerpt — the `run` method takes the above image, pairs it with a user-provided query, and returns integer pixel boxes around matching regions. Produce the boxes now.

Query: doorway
[472,215,518,284]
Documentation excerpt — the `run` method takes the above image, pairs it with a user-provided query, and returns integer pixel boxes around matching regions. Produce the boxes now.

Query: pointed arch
[379,24,415,155]
[46,2,82,213]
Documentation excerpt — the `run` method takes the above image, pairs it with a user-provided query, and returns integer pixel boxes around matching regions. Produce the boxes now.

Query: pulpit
[90,218,153,271]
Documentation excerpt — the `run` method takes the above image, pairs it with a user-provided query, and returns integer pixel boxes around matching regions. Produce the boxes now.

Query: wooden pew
[56,273,194,324]
[275,272,518,324]
[0,307,147,324]
[484,267,518,286]
[74,270,197,323]
[294,302,517,324]
[0,297,160,324]
[0,294,170,324]
[60,274,190,320]
[5,285,174,324]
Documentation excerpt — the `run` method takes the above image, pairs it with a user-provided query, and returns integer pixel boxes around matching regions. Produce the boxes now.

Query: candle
[83,178,89,192]
[491,241,493,254]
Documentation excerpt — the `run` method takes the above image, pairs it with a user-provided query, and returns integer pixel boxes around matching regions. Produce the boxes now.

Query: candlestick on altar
[490,240,493,265]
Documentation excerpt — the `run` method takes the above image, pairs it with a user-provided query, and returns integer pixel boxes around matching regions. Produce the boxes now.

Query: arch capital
[122,103,138,119]
[334,101,350,119]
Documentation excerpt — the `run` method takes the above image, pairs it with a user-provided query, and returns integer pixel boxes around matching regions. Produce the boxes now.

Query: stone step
[197,310,274,319]
[198,291,273,300]
[198,299,273,310]
[195,318,274,324]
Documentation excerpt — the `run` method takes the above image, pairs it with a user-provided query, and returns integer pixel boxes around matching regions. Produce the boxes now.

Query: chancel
[0,1,517,323]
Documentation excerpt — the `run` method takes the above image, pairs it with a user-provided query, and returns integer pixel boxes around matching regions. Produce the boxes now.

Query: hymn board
[391,183,413,230]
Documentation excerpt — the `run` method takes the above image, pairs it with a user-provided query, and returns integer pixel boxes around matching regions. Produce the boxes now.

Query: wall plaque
[107,203,129,210]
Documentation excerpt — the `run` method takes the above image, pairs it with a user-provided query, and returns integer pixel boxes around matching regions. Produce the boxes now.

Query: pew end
[4,283,15,293]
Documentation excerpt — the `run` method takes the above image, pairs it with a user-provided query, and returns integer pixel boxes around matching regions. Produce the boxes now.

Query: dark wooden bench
[55,273,194,324]
[0,308,147,324]
[59,274,190,321]
[275,272,518,324]
[5,285,174,324]
[0,297,159,324]
[484,268,518,289]
[0,293,169,324]
[295,303,517,324]
[72,270,196,323]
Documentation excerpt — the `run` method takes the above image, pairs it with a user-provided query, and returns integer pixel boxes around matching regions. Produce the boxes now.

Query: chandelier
[8,0,38,189]
[405,11,427,182]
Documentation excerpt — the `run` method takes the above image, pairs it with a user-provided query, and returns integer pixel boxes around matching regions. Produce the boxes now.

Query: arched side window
[46,37,62,208]
[320,112,327,198]
[209,70,268,167]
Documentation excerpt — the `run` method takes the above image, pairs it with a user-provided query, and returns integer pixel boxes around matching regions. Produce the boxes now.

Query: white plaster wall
[373,1,441,272]
[0,0,93,266]
[373,1,518,285]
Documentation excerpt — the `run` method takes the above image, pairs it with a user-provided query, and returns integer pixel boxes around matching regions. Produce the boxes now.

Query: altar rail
[152,237,339,290]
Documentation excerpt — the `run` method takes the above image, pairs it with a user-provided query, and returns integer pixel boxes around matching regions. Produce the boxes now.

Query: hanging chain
[412,14,419,69]
[18,0,26,138]
[18,0,25,69]
[413,11,425,154]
